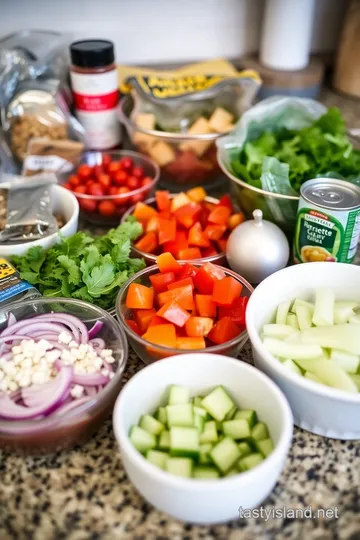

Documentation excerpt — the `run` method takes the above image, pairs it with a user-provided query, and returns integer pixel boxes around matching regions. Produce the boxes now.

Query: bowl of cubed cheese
[113,353,293,524]
[119,95,236,190]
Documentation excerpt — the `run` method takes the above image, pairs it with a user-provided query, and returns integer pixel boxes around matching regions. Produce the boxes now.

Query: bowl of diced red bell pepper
[116,252,253,364]
[122,187,245,266]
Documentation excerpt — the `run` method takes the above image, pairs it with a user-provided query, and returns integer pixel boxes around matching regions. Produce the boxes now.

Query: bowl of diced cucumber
[246,262,360,440]
[113,353,293,524]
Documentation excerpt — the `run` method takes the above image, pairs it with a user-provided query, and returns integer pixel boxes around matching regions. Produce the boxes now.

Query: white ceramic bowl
[0,185,79,257]
[113,353,293,524]
[246,262,360,440]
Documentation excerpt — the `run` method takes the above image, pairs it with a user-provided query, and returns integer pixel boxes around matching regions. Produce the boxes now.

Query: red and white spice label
[70,69,121,149]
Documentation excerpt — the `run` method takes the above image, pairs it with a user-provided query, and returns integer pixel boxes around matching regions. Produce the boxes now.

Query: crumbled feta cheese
[69,340,78,349]
[58,331,72,344]
[70,384,84,399]
[101,369,109,377]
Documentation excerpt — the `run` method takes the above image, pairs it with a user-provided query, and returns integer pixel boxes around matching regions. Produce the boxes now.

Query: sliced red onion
[90,338,105,350]
[72,372,109,386]
[0,352,13,362]
[88,321,103,339]
[0,367,73,420]
[84,386,97,397]
[0,334,33,344]
[55,396,92,416]
[30,313,88,343]
[7,313,17,327]
[102,359,114,373]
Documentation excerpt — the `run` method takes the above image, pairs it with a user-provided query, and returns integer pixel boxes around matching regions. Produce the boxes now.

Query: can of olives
[294,178,360,264]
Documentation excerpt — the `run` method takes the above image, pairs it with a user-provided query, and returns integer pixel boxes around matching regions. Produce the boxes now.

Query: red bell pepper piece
[188,222,210,248]
[142,324,177,348]
[212,277,243,306]
[204,224,226,241]
[167,277,194,290]
[156,252,181,274]
[228,213,245,230]
[185,316,214,337]
[208,205,231,226]
[158,218,176,245]
[133,202,158,223]
[208,317,241,344]
[126,319,142,336]
[186,187,206,203]
[217,194,233,212]
[195,294,217,317]
[193,262,226,294]
[176,263,199,280]
[176,337,206,349]
[178,247,202,260]
[216,238,228,253]
[174,202,202,229]
[149,271,176,293]
[157,284,194,311]
[155,190,171,211]
[145,216,159,233]
[162,230,188,257]
[218,296,248,326]
[126,283,154,309]
[134,308,156,333]
[157,301,191,327]
[148,315,169,328]
[201,246,218,258]
[134,231,158,253]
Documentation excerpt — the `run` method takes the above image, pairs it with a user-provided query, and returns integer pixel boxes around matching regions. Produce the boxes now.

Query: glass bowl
[57,149,160,225]
[121,195,227,266]
[0,298,128,455]
[119,96,226,190]
[116,263,253,364]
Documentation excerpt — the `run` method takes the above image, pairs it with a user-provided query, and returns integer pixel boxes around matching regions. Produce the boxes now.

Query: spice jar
[69,40,121,150]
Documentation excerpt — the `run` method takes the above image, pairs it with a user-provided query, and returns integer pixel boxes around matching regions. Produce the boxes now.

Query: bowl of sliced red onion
[0,297,128,454]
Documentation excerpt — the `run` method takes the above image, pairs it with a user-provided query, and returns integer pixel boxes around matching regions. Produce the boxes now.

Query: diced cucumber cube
[166,403,193,427]
[129,426,156,454]
[168,385,190,405]
[286,313,299,330]
[255,438,274,457]
[193,405,208,418]
[224,405,237,420]
[201,386,235,422]
[193,466,220,479]
[199,443,213,464]
[155,407,167,425]
[193,396,204,407]
[139,415,164,436]
[166,457,193,478]
[276,300,291,325]
[170,427,200,459]
[238,452,264,472]
[222,419,251,440]
[238,441,252,457]
[234,409,258,428]
[251,422,269,442]
[146,450,169,470]
[225,467,238,477]
[199,421,218,444]
[209,437,241,473]
[158,430,170,450]
[194,414,205,433]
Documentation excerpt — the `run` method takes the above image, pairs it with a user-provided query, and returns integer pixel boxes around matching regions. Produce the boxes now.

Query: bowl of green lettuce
[217,97,360,236]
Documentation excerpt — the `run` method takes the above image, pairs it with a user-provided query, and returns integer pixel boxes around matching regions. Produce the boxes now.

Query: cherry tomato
[77,164,93,180]
[74,185,87,194]
[107,161,122,176]
[141,176,154,187]
[89,183,105,196]
[63,182,71,190]
[93,165,104,178]
[98,200,116,217]
[127,176,140,190]
[80,199,97,213]
[116,186,130,205]
[86,180,95,192]
[102,153,112,169]
[109,186,118,196]
[132,166,144,179]
[115,206,126,217]
[114,170,128,186]
[98,174,111,190]
[120,157,133,172]
[69,174,80,187]
[131,193,144,205]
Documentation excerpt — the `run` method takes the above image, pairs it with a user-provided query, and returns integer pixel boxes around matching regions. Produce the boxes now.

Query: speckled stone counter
[1,89,360,540]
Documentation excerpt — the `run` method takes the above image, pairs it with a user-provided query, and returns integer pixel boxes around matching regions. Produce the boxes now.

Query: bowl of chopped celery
[113,353,293,524]
[246,262,360,439]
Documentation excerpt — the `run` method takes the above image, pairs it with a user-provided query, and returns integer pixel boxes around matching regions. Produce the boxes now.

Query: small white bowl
[113,353,293,524]
[0,185,79,257]
[246,262,360,440]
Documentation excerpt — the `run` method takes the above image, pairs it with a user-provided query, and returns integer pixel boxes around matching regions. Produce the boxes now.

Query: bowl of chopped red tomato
[58,150,160,225]
[116,252,253,364]
[122,187,245,265]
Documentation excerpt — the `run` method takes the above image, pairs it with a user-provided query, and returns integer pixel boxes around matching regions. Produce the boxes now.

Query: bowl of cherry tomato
[58,150,160,225]
[121,188,245,266]
[116,252,253,364]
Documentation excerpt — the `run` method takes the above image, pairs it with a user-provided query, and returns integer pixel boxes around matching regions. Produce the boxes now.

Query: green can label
[294,206,360,263]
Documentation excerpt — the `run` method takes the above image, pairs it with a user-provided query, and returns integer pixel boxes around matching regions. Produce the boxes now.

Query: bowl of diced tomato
[116,252,253,364]
[58,150,160,225]
[122,187,245,265]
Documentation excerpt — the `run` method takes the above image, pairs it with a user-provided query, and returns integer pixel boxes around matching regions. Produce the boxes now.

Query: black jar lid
[70,40,115,68]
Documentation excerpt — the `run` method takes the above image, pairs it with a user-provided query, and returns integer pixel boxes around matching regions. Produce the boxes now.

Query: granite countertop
[1,89,360,540]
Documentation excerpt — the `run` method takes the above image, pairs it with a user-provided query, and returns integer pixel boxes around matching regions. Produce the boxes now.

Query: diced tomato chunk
[188,222,210,247]
[142,324,177,348]
[212,277,243,306]
[149,271,176,293]
[126,283,154,309]
[157,301,191,327]
[178,247,202,260]
[155,190,171,211]
[195,294,217,317]
[185,316,213,337]
[156,252,181,274]
[175,337,206,349]
[208,317,241,344]
[208,205,231,225]
[158,218,176,245]
[134,308,156,332]
[134,231,158,253]
[218,296,248,325]
[157,284,194,310]
[167,277,194,290]
[193,262,226,294]
[126,319,142,336]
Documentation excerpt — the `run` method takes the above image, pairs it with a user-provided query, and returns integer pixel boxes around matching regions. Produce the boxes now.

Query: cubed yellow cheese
[148,141,176,167]
[179,117,213,157]
[171,192,191,212]
[215,123,235,133]
[136,113,156,130]
[133,113,157,150]
[208,108,234,133]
